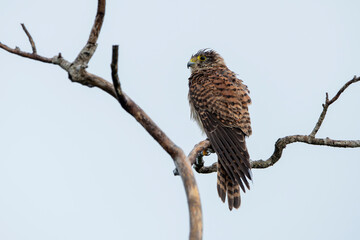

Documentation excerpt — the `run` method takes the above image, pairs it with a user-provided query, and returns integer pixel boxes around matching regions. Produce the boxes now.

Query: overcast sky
[1,0,360,239]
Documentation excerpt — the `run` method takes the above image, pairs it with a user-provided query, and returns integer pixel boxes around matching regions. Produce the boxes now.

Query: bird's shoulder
[189,67,246,91]
[189,67,250,105]
[189,67,252,135]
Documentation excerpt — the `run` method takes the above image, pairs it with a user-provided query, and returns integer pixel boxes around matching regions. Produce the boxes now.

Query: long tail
[217,162,242,210]
[200,113,252,209]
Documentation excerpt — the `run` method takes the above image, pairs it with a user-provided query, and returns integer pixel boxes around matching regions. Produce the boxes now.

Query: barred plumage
[187,49,252,210]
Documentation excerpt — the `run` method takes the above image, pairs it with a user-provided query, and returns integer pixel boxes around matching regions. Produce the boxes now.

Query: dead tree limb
[20,23,37,54]
[2,0,360,237]
[192,76,360,173]
[0,33,53,63]
[0,1,203,239]
[111,46,202,240]
[310,76,360,137]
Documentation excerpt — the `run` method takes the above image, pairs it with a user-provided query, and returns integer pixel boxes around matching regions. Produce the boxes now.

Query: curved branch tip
[193,77,360,173]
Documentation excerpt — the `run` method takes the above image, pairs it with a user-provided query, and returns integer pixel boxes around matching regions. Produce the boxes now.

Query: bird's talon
[202,149,209,156]
[195,155,204,166]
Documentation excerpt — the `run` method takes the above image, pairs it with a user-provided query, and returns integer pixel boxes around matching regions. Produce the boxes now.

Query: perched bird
[187,49,252,210]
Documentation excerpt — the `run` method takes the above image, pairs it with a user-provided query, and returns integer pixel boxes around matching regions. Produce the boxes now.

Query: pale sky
[1,0,360,239]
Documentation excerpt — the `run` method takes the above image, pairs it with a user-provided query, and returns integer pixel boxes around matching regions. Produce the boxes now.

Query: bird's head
[187,49,226,72]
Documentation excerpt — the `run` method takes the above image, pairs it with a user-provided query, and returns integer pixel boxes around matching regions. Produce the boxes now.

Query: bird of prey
[187,49,252,210]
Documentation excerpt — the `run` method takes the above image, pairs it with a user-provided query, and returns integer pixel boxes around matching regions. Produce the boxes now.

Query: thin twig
[110,45,122,100]
[310,76,360,137]
[309,94,329,138]
[328,76,360,105]
[20,23,37,54]
[0,41,53,63]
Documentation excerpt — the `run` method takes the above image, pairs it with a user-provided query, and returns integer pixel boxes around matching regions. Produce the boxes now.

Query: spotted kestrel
[187,49,252,210]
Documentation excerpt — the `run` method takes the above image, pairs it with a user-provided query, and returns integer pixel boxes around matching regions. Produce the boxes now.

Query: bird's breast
[188,92,205,133]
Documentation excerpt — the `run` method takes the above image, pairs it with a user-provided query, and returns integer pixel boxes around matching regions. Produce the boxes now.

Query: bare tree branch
[73,0,105,66]
[0,1,203,239]
[328,76,360,105]
[188,140,211,166]
[0,39,53,63]
[0,23,53,63]
[310,76,360,137]
[251,135,360,169]
[20,23,37,54]
[192,77,360,173]
[88,0,106,45]
[111,45,202,240]
[195,162,218,174]
[2,0,359,238]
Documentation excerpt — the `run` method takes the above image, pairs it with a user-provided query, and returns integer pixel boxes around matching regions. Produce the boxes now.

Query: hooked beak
[187,61,195,69]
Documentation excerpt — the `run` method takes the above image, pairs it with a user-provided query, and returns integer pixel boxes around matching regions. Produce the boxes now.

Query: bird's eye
[198,55,206,61]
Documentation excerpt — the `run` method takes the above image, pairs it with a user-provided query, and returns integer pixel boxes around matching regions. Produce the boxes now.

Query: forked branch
[0,24,53,63]
[310,76,360,137]
[2,0,360,238]
[192,76,360,173]
[20,24,37,54]
[110,45,202,240]
[0,1,203,239]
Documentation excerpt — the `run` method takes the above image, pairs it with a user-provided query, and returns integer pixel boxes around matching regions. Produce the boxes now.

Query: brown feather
[217,163,227,202]
[233,184,241,209]
[202,113,250,190]
[188,49,252,209]
[227,179,235,211]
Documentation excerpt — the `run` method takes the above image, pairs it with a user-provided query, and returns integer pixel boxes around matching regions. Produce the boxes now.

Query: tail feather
[217,163,227,202]
[217,163,242,210]
[233,183,241,209]
[227,180,235,210]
